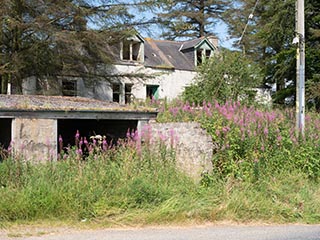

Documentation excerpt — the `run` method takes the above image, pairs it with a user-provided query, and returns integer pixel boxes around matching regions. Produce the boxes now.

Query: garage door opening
[0,118,12,161]
[57,119,138,153]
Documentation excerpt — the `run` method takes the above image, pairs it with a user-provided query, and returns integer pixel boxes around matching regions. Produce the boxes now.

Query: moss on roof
[0,95,157,113]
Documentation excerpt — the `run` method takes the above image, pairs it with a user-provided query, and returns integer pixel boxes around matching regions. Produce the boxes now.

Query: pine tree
[157,0,231,40]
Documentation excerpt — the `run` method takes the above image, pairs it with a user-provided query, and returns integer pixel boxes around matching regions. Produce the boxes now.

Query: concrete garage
[0,95,157,161]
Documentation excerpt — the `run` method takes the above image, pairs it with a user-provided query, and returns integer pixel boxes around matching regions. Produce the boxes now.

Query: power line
[237,0,260,45]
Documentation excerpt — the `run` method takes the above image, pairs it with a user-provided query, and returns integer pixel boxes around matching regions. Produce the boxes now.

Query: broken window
[146,85,159,100]
[125,84,133,104]
[113,84,120,103]
[196,49,203,66]
[62,80,77,97]
[121,40,142,62]
[205,50,211,59]
[122,41,131,60]
[132,42,141,61]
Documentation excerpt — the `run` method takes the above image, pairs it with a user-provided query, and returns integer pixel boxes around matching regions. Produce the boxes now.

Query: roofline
[194,38,216,50]
[0,109,158,120]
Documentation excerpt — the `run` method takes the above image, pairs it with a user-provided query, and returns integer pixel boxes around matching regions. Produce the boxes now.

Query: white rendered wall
[114,64,197,100]
[19,64,197,101]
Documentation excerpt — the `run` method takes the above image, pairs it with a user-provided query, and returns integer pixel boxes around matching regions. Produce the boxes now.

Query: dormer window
[121,39,144,62]
[196,48,213,66]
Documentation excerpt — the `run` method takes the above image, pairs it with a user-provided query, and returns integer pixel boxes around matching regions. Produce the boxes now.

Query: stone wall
[11,118,57,161]
[149,122,213,180]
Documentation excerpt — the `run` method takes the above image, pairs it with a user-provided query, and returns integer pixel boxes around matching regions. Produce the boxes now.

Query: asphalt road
[1,224,319,240]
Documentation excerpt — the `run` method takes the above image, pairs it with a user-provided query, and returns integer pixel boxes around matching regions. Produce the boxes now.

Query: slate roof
[144,38,195,71]
[113,34,217,71]
[180,37,206,51]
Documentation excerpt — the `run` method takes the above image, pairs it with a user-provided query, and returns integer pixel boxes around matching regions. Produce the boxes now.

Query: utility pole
[295,0,305,136]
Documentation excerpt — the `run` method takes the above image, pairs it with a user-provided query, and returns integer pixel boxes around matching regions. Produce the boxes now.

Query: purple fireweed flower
[261,145,265,151]
[102,139,107,151]
[222,126,230,134]
[215,129,220,136]
[59,135,63,152]
[169,107,179,116]
[132,130,139,141]
[263,127,269,136]
[75,130,80,146]
[277,135,282,142]
[158,131,167,142]
[126,130,131,139]
[76,148,82,155]
[83,137,88,145]
[75,130,80,139]
[169,128,176,147]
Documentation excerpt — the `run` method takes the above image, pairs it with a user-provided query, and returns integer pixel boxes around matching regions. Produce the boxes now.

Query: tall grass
[0,100,320,225]
[156,99,320,180]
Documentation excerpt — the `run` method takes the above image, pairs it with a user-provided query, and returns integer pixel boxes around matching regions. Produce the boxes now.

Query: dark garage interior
[57,119,138,151]
[0,118,12,149]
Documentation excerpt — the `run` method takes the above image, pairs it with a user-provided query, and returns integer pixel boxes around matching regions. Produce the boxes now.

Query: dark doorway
[0,118,12,161]
[146,85,159,100]
[0,118,12,149]
[57,119,138,152]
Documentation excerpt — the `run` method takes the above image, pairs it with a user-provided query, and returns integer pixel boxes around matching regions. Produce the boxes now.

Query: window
[205,50,211,59]
[125,84,133,104]
[62,80,77,97]
[196,49,212,66]
[146,85,159,100]
[122,41,130,60]
[132,42,141,61]
[121,40,142,62]
[196,49,203,65]
[113,84,120,103]
[113,83,134,104]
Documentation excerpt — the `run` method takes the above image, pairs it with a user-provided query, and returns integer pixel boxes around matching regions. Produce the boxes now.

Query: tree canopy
[183,50,262,104]
[226,0,320,106]
[156,0,231,40]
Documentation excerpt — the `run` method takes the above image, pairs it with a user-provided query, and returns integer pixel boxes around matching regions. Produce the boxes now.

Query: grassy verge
[0,153,319,227]
[1,100,320,226]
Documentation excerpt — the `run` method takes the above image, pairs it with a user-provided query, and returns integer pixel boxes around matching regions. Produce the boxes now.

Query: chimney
[207,36,218,48]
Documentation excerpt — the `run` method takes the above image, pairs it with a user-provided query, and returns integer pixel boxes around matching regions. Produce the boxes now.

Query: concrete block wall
[149,122,213,180]
[11,118,57,161]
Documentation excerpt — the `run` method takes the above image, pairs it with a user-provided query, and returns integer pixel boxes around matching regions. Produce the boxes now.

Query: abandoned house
[2,34,219,104]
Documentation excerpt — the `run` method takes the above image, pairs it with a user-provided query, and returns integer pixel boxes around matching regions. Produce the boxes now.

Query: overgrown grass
[1,100,320,226]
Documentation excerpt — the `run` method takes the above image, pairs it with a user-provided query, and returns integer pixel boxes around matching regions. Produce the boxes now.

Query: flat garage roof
[0,95,158,120]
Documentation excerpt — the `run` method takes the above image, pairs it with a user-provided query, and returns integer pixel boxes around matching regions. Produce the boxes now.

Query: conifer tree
[157,0,231,40]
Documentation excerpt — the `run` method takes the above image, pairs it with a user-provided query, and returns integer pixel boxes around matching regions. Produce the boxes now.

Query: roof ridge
[145,38,183,44]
